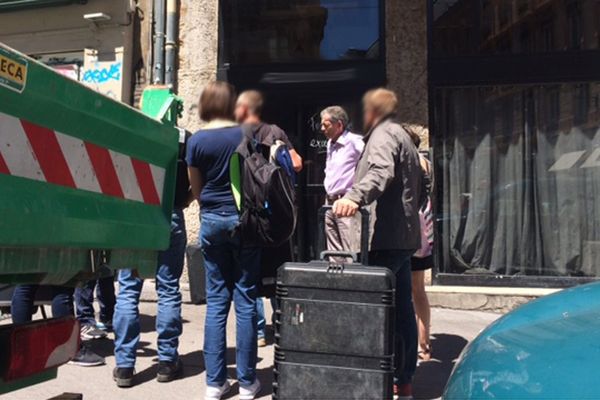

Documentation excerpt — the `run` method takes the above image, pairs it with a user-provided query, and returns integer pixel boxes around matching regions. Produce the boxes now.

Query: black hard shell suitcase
[273,207,395,400]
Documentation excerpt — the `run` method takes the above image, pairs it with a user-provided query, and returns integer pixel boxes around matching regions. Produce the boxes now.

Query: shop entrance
[259,91,364,262]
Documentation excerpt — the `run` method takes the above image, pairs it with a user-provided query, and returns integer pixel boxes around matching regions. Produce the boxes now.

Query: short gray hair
[320,106,349,129]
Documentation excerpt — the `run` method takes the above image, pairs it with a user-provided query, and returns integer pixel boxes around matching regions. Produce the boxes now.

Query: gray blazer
[344,117,422,251]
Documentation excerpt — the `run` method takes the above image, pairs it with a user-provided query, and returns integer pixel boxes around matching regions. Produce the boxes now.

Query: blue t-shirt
[186,125,242,214]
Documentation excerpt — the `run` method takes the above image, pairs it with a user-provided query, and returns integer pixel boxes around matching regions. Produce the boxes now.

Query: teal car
[444,282,600,399]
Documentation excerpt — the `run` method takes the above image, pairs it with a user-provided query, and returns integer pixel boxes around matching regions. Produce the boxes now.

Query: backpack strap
[241,123,261,154]
[230,124,254,213]
[230,153,243,213]
[241,123,254,139]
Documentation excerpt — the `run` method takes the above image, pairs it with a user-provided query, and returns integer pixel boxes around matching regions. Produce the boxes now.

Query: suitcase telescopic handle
[319,250,358,263]
[318,205,370,265]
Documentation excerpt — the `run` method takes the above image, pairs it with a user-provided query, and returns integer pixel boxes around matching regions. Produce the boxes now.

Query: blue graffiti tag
[82,62,122,84]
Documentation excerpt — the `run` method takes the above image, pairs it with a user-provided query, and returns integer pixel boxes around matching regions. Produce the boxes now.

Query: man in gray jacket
[333,88,422,400]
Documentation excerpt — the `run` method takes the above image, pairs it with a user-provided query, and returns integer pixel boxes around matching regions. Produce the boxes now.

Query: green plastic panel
[0,369,56,395]
[0,247,158,285]
[140,86,183,125]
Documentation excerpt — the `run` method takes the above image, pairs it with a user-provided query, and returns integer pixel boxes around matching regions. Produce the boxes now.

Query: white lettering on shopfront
[550,148,600,171]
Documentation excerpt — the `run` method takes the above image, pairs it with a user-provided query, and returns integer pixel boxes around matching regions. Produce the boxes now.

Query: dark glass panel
[221,0,381,65]
[432,0,600,57]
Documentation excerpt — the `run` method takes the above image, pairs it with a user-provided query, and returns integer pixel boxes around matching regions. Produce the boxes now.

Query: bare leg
[411,270,431,359]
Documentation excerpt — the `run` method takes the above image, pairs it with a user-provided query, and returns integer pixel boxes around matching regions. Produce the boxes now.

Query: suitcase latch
[326,263,345,273]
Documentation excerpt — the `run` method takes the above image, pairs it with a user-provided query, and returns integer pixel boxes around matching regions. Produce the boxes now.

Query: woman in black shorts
[409,131,434,361]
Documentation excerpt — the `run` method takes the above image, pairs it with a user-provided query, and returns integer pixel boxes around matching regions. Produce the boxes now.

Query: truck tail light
[1,317,79,382]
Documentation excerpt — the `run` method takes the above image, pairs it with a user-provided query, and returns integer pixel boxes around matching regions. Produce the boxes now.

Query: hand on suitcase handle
[332,198,359,217]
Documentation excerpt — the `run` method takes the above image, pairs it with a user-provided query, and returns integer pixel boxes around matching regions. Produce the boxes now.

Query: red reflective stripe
[0,152,9,174]
[6,317,79,382]
[131,158,161,205]
[20,120,76,187]
[84,142,124,198]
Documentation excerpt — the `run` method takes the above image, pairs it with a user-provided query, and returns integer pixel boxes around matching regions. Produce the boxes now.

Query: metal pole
[153,0,166,84]
[165,0,178,87]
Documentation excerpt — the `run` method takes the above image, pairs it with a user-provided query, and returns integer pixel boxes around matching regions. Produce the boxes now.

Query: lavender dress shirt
[324,130,365,196]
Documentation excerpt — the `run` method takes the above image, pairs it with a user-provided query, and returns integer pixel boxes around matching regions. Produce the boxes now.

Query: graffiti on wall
[82,62,122,84]
[81,47,124,100]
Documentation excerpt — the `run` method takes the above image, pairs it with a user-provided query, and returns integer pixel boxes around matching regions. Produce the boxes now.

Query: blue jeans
[200,212,261,387]
[75,276,116,326]
[113,209,187,367]
[370,250,417,385]
[256,298,266,339]
[256,297,276,339]
[11,285,74,323]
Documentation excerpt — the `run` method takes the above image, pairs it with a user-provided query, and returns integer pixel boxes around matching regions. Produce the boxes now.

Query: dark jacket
[344,117,422,251]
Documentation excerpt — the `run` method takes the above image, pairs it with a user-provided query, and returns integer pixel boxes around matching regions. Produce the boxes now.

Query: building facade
[175,0,428,264]
[0,1,427,263]
[2,0,597,287]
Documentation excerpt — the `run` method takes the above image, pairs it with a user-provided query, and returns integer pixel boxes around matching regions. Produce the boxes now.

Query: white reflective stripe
[109,150,143,202]
[581,148,600,169]
[0,113,44,181]
[55,132,102,193]
[548,151,586,171]
[149,164,165,203]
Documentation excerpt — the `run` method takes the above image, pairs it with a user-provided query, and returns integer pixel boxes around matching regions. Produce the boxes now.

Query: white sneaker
[239,379,261,400]
[205,380,231,400]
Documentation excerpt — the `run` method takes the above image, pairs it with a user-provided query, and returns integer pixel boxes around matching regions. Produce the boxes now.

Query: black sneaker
[113,367,135,388]
[156,360,183,383]
[68,345,105,367]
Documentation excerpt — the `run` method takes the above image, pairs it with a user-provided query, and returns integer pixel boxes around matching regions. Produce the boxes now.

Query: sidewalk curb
[427,285,559,313]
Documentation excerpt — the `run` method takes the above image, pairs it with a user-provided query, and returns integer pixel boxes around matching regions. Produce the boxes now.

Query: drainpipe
[165,0,178,87]
[153,0,166,84]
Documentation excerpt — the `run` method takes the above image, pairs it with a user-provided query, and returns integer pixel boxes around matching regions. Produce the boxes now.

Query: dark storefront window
[430,0,600,286]
[220,0,382,64]
[435,83,600,278]
[432,0,599,57]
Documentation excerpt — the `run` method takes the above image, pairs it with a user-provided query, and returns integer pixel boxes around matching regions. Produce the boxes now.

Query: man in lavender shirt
[320,106,365,255]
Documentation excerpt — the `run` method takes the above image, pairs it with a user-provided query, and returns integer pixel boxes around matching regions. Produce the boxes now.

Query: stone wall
[177,0,219,132]
[177,0,220,245]
[385,1,429,148]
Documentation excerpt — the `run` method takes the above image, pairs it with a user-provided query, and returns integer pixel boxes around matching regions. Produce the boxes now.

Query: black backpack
[230,126,297,247]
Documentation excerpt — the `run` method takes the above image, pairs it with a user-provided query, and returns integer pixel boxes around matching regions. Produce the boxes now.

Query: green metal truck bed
[0,43,179,284]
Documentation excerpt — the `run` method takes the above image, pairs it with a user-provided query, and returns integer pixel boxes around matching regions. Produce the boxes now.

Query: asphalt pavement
[1,286,499,400]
